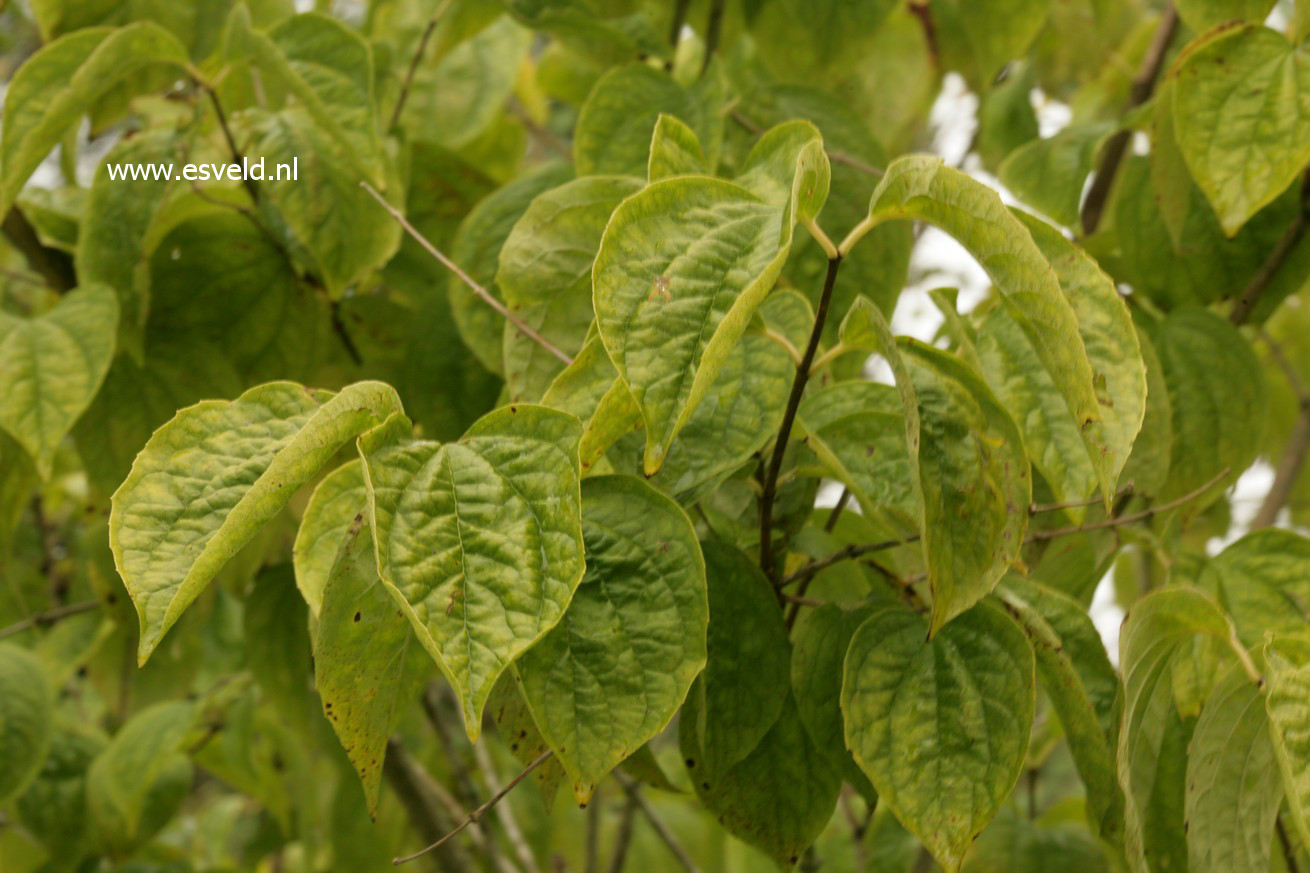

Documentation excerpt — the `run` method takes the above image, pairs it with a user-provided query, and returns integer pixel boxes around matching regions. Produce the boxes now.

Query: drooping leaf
[732,120,831,221]
[1184,662,1281,873]
[648,113,708,181]
[448,162,574,375]
[0,645,54,805]
[1153,306,1265,502]
[516,475,706,803]
[791,602,882,800]
[0,284,119,479]
[998,577,1123,846]
[998,123,1113,228]
[76,126,191,359]
[497,174,642,400]
[0,23,190,216]
[86,701,195,857]
[1201,529,1310,648]
[680,541,790,778]
[110,381,403,662]
[1264,635,1310,847]
[842,602,1035,873]
[358,405,584,739]
[575,63,717,178]
[593,146,821,472]
[1118,587,1255,873]
[315,516,431,816]
[861,157,1107,497]
[12,724,106,864]
[1173,25,1310,235]
[685,692,841,870]
[293,460,368,618]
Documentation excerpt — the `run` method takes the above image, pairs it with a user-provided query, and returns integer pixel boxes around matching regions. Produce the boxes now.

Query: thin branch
[389,0,454,131]
[824,488,852,533]
[199,82,261,206]
[1025,467,1230,542]
[668,0,691,67]
[384,739,477,873]
[1278,816,1302,873]
[585,788,602,873]
[780,535,919,589]
[1261,329,1310,402]
[394,751,552,866]
[613,772,703,873]
[701,0,725,76]
[361,182,574,366]
[471,735,541,873]
[1,208,76,293]
[0,600,99,641]
[760,255,842,582]
[907,0,939,68]
[729,111,885,178]
[605,794,640,873]
[1253,401,1310,530]
[1029,483,1134,515]
[1080,5,1178,236]
[780,593,826,608]
[1229,175,1310,325]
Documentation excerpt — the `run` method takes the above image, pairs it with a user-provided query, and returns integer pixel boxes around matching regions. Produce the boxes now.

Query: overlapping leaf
[0,645,54,805]
[842,603,1035,873]
[358,405,584,739]
[1201,529,1310,648]
[110,381,402,662]
[516,475,706,802]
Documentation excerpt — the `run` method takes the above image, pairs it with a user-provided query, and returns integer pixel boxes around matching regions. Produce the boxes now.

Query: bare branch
[0,600,100,641]
[613,772,703,873]
[389,0,455,131]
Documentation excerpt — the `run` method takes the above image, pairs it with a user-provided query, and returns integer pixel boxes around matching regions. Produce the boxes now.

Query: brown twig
[907,0,939,68]
[668,0,691,67]
[605,794,640,873]
[760,255,842,582]
[1253,403,1310,529]
[361,181,574,366]
[780,535,920,590]
[199,83,261,206]
[389,0,454,131]
[471,734,541,873]
[1029,483,1134,515]
[0,600,99,641]
[1229,174,1310,325]
[701,0,725,76]
[613,772,702,873]
[393,751,552,866]
[1025,467,1230,542]
[1080,5,1179,236]
[1,208,75,293]
[384,739,477,873]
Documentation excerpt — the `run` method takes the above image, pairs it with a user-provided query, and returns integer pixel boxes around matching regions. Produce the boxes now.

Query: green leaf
[1154,307,1266,502]
[0,645,54,805]
[1201,529,1310,648]
[488,675,567,805]
[791,602,882,800]
[12,724,106,863]
[315,516,430,816]
[516,475,706,803]
[933,0,1050,89]
[837,297,1029,633]
[358,404,584,739]
[1173,25,1310,235]
[862,157,1106,497]
[842,603,1035,873]
[685,692,841,870]
[86,701,195,857]
[448,162,574,375]
[541,334,643,473]
[1264,635,1310,848]
[1184,662,1281,873]
[497,174,643,401]
[796,380,916,521]
[242,107,401,297]
[733,120,831,222]
[0,23,190,216]
[593,175,800,474]
[648,113,708,181]
[748,0,897,83]
[244,565,315,735]
[1012,210,1147,498]
[680,541,790,777]
[0,284,119,479]
[997,577,1123,846]
[1120,327,1173,497]
[575,63,716,178]
[998,123,1113,228]
[75,127,189,359]
[1117,587,1255,873]
[110,381,403,663]
[294,460,367,618]
[1176,0,1277,31]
